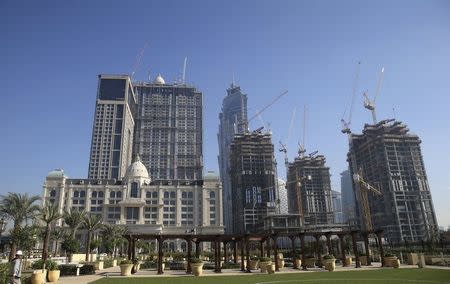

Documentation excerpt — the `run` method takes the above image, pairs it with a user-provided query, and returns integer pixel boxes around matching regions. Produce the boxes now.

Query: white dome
[47,169,66,178]
[126,155,149,179]
[153,74,165,85]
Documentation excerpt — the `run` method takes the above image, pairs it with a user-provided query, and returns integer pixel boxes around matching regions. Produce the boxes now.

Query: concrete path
[57,263,450,284]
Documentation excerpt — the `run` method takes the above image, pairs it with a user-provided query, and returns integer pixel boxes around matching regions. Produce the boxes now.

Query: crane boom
[341,61,361,134]
[353,170,382,231]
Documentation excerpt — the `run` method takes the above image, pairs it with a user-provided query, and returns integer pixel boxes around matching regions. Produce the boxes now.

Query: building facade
[348,119,438,242]
[340,169,356,224]
[286,153,334,226]
[44,159,223,236]
[229,132,277,233]
[332,190,344,224]
[88,75,137,180]
[133,75,203,181]
[278,178,288,214]
[217,83,248,232]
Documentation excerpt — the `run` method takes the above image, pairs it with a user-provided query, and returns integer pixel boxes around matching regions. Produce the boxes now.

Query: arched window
[152,192,158,198]
[210,191,215,199]
[74,191,79,198]
[98,191,104,198]
[164,191,169,198]
[146,191,152,198]
[182,192,187,198]
[187,192,193,199]
[92,191,97,198]
[130,182,139,198]
[110,191,116,198]
[170,192,176,199]
[117,191,122,198]
[80,191,86,198]
[50,190,56,197]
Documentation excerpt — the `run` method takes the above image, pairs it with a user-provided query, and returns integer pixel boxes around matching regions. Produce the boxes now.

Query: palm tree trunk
[85,232,91,262]
[54,240,58,256]
[42,224,50,262]
[9,225,19,262]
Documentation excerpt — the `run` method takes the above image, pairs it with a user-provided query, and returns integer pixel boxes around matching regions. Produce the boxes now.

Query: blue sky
[1,0,449,227]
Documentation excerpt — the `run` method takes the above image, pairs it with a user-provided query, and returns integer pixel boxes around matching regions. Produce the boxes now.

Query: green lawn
[92,268,450,284]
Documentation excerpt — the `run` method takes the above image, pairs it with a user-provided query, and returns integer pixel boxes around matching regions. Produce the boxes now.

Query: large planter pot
[191,262,204,276]
[294,258,301,269]
[47,270,60,283]
[407,253,418,265]
[260,261,271,273]
[120,264,133,276]
[323,259,336,272]
[249,260,259,270]
[344,256,352,266]
[31,270,46,284]
[305,258,316,268]
[267,263,276,274]
[393,259,400,268]
[383,256,398,267]
[360,256,368,266]
[277,259,285,269]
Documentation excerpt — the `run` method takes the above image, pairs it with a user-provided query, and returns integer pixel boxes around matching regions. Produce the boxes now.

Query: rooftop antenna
[182,57,187,84]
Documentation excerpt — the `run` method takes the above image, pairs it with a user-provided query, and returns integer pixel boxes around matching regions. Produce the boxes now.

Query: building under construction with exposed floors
[286,152,335,226]
[229,131,277,233]
[348,119,438,243]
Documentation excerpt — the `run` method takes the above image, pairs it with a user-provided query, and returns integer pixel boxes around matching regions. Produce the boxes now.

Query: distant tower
[229,132,277,233]
[88,74,136,180]
[348,120,438,242]
[287,153,334,226]
[133,74,203,181]
[340,169,356,224]
[331,190,344,224]
[217,83,248,233]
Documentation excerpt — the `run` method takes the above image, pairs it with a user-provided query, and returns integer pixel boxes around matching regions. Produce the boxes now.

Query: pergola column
[186,238,192,274]
[233,240,238,264]
[273,235,279,272]
[351,231,361,268]
[363,232,372,266]
[260,240,265,257]
[214,240,222,273]
[340,234,347,266]
[195,240,200,258]
[127,237,132,260]
[291,236,297,269]
[326,233,332,255]
[131,238,136,260]
[266,238,271,258]
[300,233,307,270]
[223,241,228,263]
[315,234,323,268]
[245,238,251,273]
[376,230,385,267]
[240,240,245,271]
[157,237,164,274]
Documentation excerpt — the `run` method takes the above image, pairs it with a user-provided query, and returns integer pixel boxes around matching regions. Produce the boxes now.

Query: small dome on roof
[153,74,165,85]
[204,171,219,180]
[126,155,149,179]
[47,169,66,178]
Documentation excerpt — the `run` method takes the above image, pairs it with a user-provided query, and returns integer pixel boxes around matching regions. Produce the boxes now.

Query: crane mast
[363,67,385,124]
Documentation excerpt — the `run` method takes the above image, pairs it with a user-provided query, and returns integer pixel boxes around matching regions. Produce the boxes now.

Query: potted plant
[259,257,272,273]
[359,253,368,266]
[276,253,285,269]
[407,252,419,265]
[293,252,302,269]
[249,256,259,270]
[383,252,398,268]
[46,260,60,282]
[323,254,336,272]
[131,258,140,274]
[305,255,316,268]
[119,260,133,276]
[344,255,352,266]
[190,257,204,276]
[30,260,48,284]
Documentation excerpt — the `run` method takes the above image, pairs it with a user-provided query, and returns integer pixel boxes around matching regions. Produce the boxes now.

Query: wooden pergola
[124,229,385,274]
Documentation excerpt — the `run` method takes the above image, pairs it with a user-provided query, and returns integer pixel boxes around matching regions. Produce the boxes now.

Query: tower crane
[298,105,307,157]
[363,67,385,124]
[131,42,149,79]
[240,90,288,131]
[353,169,382,231]
[341,61,361,134]
[279,107,297,169]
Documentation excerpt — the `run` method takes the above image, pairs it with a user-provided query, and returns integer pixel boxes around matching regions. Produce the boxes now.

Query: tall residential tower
[217,83,248,232]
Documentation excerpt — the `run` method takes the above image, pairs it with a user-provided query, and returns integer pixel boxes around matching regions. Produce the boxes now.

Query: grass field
[92,268,450,284]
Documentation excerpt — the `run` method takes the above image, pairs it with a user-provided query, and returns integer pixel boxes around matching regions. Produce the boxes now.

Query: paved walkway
[57,263,450,284]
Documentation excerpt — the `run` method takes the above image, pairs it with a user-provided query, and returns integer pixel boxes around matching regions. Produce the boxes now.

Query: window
[210,191,215,199]
[50,190,56,197]
[126,207,139,220]
[130,182,139,198]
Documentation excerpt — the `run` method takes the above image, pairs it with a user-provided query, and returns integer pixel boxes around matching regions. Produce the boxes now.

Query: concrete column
[223,241,228,262]
[157,237,164,274]
[291,236,297,269]
[300,234,307,270]
[340,235,347,266]
[186,238,192,274]
[351,231,361,268]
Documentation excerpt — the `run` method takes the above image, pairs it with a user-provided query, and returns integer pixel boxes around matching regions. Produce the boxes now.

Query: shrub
[384,253,395,257]
[190,257,203,264]
[222,262,241,269]
[31,259,58,270]
[0,263,9,284]
[323,254,335,260]
[59,265,78,276]
[61,238,80,254]
[103,258,113,268]
[250,256,259,261]
[259,257,271,262]
[120,260,133,265]
[168,261,186,270]
[171,252,187,261]
[80,264,95,275]
[141,260,157,269]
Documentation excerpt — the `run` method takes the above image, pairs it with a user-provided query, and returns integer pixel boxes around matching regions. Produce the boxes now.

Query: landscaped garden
[92,268,450,284]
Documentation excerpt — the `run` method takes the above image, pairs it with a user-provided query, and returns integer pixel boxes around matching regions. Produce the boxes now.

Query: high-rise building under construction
[217,83,248,232]
[348,119,438,243]
[229,131,277,233]
[286,152,335,225]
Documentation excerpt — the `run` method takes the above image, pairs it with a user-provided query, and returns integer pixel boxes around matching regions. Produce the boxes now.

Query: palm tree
[0,192,40,261]
[83,214,103,261]
[51,227,65,256]
[63,209,86,238]
[39,204,62,262]
[101,224,128,258]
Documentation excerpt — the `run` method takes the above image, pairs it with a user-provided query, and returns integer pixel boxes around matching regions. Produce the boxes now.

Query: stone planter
[294,258,301,269]
[305,258,316,268]
[47,270,60,283]
[191,262,204,276]
[323,259,336,272]
[393,259,400,268]
[267,263,276,274]
[277,259,285,269]
[359,256,368,266]
[383,256,398,267]
[344,256,352,266]
[31,270,46,284]
[249,260,259,270]
[120,264,133,276]
[260,261,271,273]
[407,253,418,265]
